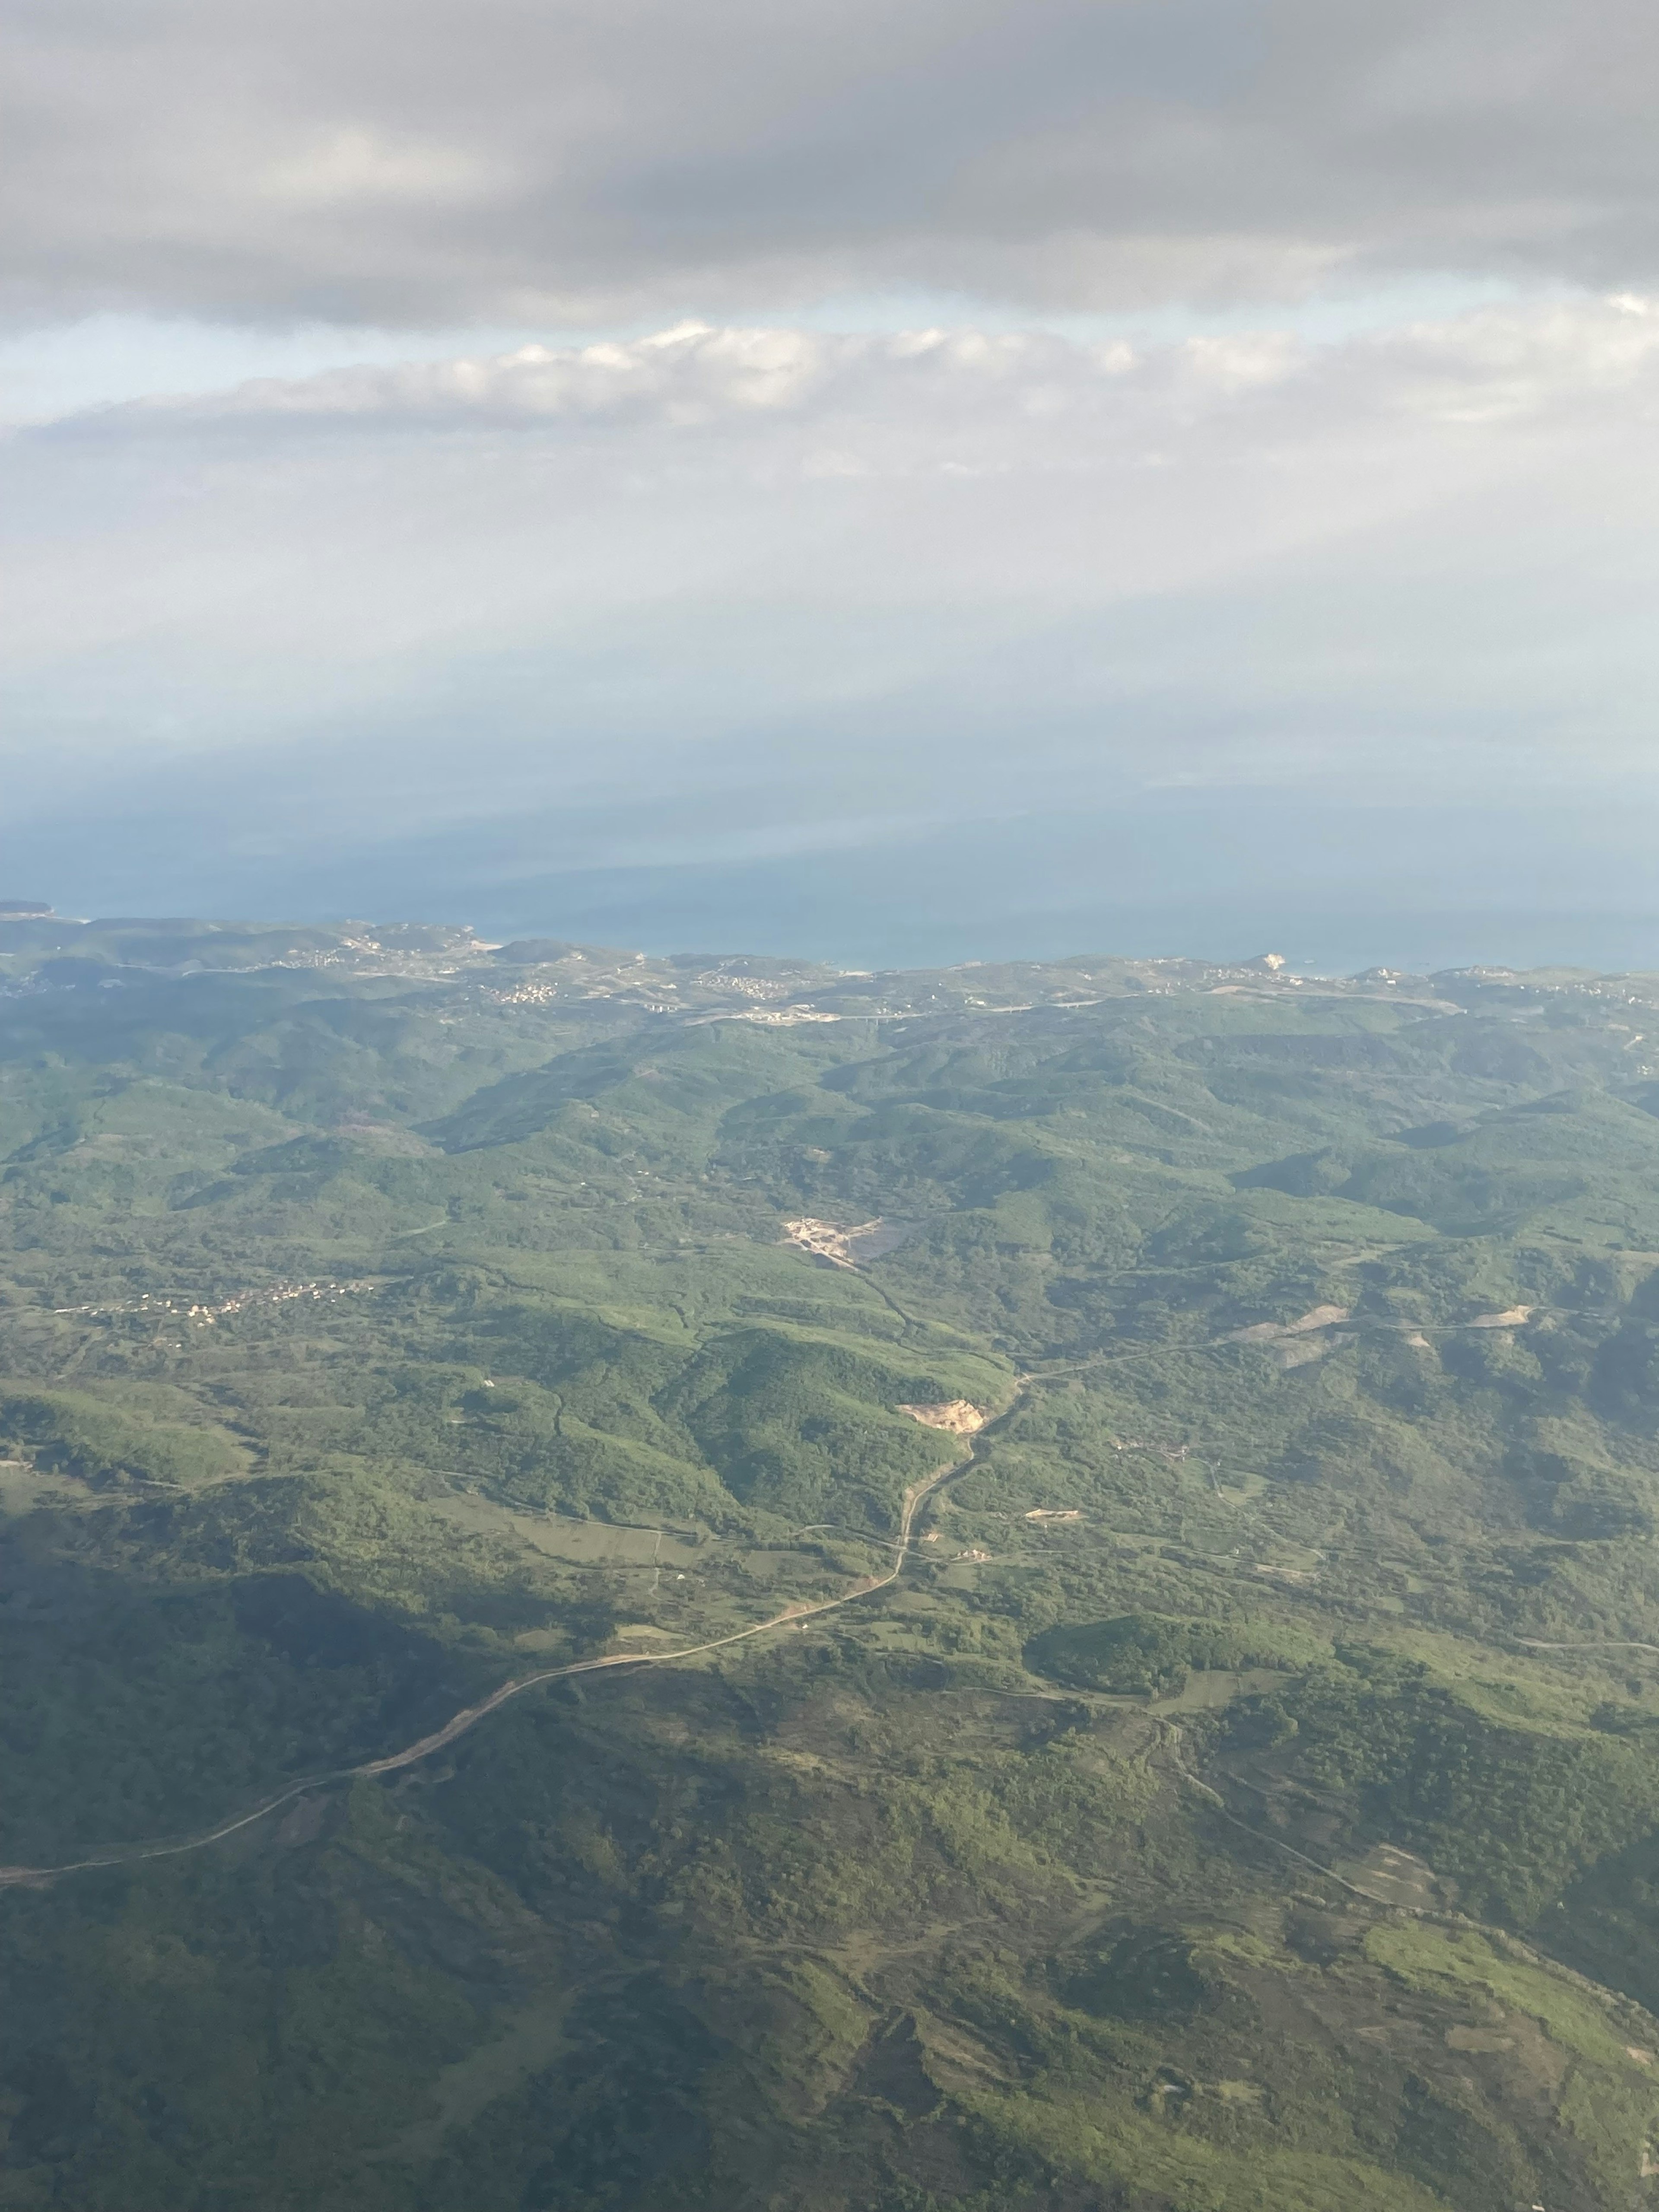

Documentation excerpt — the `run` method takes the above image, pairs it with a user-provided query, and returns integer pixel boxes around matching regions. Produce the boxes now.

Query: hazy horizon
[11,785,1659,978]
[7,0,1659,950]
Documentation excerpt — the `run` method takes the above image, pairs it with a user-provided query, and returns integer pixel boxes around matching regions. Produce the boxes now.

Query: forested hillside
[5,918,1659,2208]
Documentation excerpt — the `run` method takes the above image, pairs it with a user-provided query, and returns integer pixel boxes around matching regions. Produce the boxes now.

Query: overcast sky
[5,0,1659,966]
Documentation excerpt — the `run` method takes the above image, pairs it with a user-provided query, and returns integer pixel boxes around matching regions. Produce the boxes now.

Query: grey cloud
[5,0,1659,327]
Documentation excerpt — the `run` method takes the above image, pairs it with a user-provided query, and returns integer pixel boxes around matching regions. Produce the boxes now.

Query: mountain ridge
[3,921,1659,2208]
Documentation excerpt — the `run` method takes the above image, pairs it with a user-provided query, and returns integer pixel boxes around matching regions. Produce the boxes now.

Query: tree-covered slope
[5,920,1659,2207]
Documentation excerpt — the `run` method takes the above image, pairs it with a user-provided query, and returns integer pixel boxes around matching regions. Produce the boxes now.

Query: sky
[5,0,1659,971]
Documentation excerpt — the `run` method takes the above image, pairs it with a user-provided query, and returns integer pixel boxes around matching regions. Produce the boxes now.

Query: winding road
[0,1407,1009,1889]
[1516,1638,1659,1656]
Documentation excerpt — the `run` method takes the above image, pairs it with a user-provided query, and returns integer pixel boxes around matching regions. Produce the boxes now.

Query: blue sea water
[14,781,1659,977]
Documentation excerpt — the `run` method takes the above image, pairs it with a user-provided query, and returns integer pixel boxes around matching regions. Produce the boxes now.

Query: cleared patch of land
[783,1215,918,1266]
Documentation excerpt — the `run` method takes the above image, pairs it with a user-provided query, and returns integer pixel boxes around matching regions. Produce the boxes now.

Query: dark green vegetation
[5,919,1659,2207]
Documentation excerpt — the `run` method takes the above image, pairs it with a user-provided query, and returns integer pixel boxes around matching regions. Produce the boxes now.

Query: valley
[4,919,1659,2206]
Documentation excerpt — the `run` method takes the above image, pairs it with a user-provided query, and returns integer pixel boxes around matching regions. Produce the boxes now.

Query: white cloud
[53,294,1659,445]
[6,299,1658,814]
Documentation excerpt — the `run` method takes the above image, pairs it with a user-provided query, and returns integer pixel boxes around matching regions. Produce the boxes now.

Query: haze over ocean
[17,789,1659,978]
[5,0,1659,961]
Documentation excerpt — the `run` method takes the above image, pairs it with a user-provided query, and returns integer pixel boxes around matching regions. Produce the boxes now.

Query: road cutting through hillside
[0,1397,1020,1889]
[1517,1637,1659,1656]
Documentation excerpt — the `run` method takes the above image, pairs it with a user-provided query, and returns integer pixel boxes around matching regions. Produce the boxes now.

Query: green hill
[4,922,1659,2207]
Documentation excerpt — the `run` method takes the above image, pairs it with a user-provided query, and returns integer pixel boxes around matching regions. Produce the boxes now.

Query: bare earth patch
[1229,1303,1351,1344]
[1227,1304,1352,1370]
[899,1400,986,1435]
[1338,1842,1447,1910]
[783,1215,918,1267]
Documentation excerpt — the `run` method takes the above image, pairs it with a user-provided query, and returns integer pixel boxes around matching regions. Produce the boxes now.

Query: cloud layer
[6,3,1658,966]
[92,299,1659,435]
[6,0,1659,327]
[10,299,1659,820]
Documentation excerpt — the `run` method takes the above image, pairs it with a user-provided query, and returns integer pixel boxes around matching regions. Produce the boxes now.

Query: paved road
[0,1406,1007,1888]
